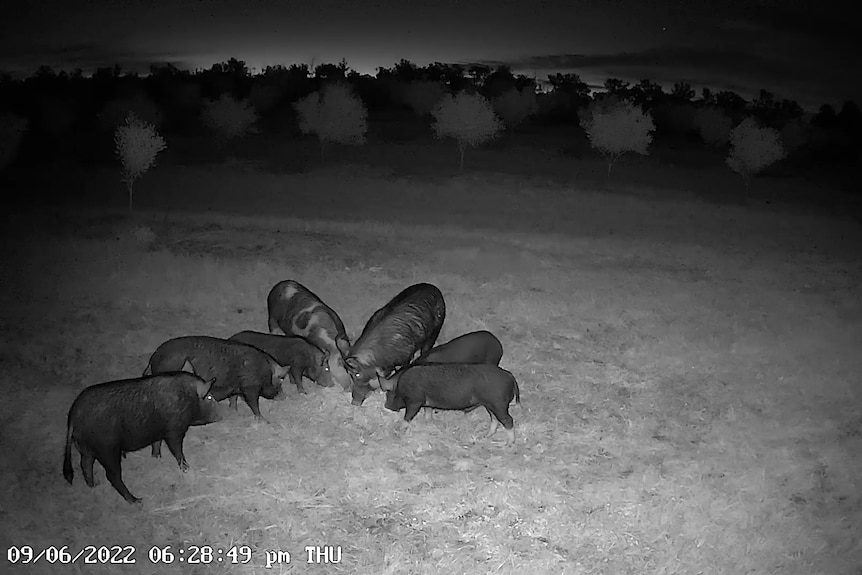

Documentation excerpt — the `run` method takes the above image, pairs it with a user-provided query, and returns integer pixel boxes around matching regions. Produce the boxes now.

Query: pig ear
[320,350,330,366]
[336,338,350,357]
[181,358,197,375]
[278,364,290,378]
[196,377,216,398]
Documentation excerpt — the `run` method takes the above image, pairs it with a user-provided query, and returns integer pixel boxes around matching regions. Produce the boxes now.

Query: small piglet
[228,330,334,393]
[415,330,503,366]
[381,363,521,444]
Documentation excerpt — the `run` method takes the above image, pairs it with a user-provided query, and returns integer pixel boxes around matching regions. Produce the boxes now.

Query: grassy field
[0,160,860,574]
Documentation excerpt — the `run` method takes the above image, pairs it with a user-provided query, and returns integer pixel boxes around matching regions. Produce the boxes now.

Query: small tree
[726,117,786,189]
[493,87,538,133]
[293,83,368,159]
[201,94,258,153]
[693,106,732,147]
[114,112,167,211]
[581,98,655,177]
[0,112,28,171]
[431,91,503,170]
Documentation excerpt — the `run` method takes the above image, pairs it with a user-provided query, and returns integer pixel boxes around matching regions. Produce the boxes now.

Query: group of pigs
[63,280,521,504]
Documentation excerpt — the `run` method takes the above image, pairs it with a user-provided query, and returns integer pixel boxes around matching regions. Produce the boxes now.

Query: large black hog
[381,364,520,444]
[416,330,503,366]
[267,280,352,391]
[63,364,222,504]
[347,283,446,406]
[228,330,333,394]
[144,336,288,422]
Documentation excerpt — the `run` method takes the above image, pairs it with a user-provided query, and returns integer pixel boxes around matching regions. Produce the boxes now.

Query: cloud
[494,46,861,109]
[0,42,196,76]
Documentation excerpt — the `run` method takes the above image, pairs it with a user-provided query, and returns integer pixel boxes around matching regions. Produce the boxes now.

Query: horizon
[1,0,859,111]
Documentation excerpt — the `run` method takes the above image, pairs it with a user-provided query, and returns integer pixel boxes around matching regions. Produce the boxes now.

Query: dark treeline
[1,57,860,166]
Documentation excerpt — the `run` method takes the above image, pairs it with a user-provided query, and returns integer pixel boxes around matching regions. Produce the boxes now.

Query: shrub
[113,113,167,210]
[494,87,538,132]
[581,98,655,177]
[0,112,28,171]
[293,83,368,159]
[726,117,786,189]
[693,106,732,147]
[200,94,258,152]
[431,91,503,170]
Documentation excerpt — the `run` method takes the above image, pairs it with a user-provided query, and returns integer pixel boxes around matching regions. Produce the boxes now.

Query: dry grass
[0,170,860,575]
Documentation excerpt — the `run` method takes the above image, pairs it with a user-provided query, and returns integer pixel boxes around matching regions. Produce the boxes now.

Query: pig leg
[163,433,189,471]
[485,406,516,444]
[99,451,140,504]
[404,402,423,422]
[268,316,284,334]
[228,396,239,410]
[151,440,162,458]
[290,366,307,394]
[79,446,97,488]
[241,389,268,423]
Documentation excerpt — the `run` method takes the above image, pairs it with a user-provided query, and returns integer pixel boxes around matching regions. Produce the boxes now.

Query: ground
[0,136,860,574]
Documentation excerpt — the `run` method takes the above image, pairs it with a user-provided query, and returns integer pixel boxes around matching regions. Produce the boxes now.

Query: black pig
[267,280,352,391]
[347,283,446,405]
[381,363,520,444]
[228,330,333,393]
[63,363,221,504]
[416,330,503,366]
[144,335,288,422]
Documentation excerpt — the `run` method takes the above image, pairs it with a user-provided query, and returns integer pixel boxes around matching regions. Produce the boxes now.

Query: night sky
[0,0,858,110]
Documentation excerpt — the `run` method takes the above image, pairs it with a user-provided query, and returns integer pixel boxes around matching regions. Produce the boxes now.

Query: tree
[671,81,695,102]
[715,90,747,115]
[493,87,538,132]
[314,59,350,82]
[482,65,516,99]
[113,113,167,210]
[293,82,368,159]
[630,79,664,109]
[603,78,631,98]
[431,91,503,170]
[549,73,590,107]
[0,112,28,171]
[200,94,258,153]
[581,98,655,177]
[394,81,446,117]
[693,106,733,147]
[726,117,786,189]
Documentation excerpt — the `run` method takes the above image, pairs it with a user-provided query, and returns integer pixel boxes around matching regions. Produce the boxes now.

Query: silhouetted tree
[837,100,862,135]
[629,79,663,109]
[812,104,837,128]
[467,64,492,87]
[314,59,350,83]
[670,81,695,102]
[603,78,630,98]
[700,87,716,106]
[715,90,747,115]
